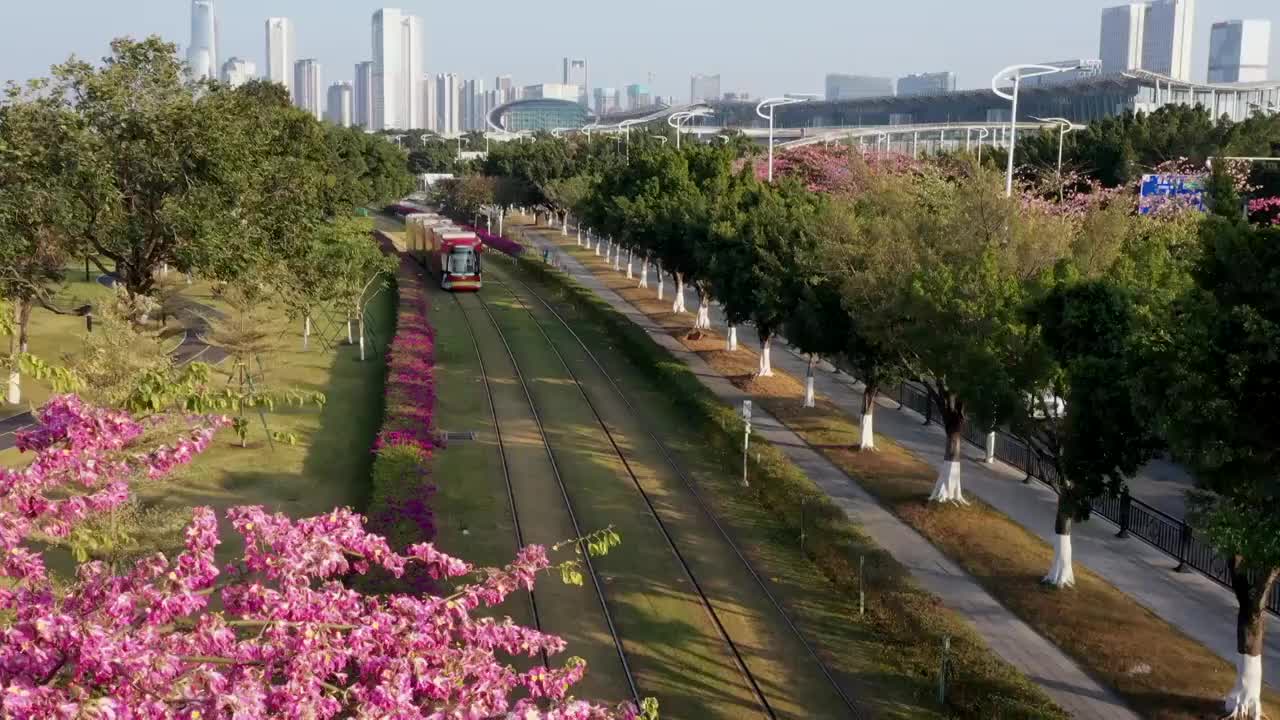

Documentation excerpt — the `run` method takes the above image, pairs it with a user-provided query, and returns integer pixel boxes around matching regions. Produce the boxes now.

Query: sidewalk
[537,227,1279,691]
[528,228,1139,720]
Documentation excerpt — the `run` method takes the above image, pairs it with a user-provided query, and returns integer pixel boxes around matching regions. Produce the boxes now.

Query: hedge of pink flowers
[464,225,526,257]
[0,395,641,718]
[1248,196,1280,226]
[367,237,440,591]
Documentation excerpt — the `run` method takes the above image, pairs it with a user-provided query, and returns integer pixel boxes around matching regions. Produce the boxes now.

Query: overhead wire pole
[755,97,803,182]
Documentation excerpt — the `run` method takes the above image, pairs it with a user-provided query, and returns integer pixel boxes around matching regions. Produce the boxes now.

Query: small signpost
[741,400,752,487]
[1139,173,1206,215]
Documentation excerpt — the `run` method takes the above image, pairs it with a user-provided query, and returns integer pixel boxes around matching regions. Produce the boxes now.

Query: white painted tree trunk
[1043,534,1076,588]
[594,238,601,256]
[727,325,738,351]
[695,295,711,329]
[576,226,582,245]
[985,431,997,463]
[860,413,875,450]
[657,270,665,300]
[6,370,19,405]
[757,336,775,377]
[1226,654,1263,719]
[303,316,312,350]
[639,259,649,288]
[347,318,354,345]
[562,214,568,235]
[614,248,622,272]
[626,252,633,279]
[929,461,969,504]
[358,316,367,361]
[673,274,686,313]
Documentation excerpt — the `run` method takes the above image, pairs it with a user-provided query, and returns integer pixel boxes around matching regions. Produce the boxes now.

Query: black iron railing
[882,378,1280,615]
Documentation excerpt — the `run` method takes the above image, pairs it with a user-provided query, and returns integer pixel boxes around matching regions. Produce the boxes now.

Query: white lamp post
[668,108,713,150]
[650,135,669,145]
[1030,116,1080,193]
[991,64,1083,197]
[619,119,642,162]
[756,97,804,182]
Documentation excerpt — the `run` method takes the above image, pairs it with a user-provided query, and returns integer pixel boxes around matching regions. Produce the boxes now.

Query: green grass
[499,244,1065,720]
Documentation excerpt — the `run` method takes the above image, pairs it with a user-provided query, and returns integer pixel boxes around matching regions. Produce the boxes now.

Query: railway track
[489,268,864,719]
[450,289,641,706]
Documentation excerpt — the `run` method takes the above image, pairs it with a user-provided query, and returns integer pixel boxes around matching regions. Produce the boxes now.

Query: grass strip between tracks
[507,250,1064,719]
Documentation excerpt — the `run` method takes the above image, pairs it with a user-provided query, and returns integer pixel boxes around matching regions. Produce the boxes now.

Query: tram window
[447,249,478,275]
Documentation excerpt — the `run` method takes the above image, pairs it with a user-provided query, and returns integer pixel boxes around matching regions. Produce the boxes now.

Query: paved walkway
[529,228,1139,720]
[538,227,1280,692]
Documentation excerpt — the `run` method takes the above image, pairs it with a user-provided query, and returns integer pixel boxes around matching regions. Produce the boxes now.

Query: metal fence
[882,379,1280,615]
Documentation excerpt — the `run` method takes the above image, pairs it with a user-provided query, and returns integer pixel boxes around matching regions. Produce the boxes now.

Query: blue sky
[3,1,1279,98]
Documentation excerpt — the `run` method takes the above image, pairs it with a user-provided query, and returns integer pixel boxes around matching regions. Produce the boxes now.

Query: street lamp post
[756,97,804,182]
[1030,116,1079,199]
[668,108,713,150]
[991,64,1083,197]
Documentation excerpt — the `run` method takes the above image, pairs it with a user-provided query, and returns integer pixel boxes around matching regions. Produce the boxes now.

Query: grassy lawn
[542,225,1272,720]
[485,252,1062,719]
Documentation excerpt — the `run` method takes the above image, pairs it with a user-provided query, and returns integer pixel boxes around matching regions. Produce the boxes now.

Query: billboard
[1139,174,1207,214]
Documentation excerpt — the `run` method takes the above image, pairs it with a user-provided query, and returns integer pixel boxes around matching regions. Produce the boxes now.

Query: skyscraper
[1100,3,1147,73]
[293,60,323,120]
[1208,20,1271,83]
[563,58,588,105]
[265,18,294,91]
[423,76,437,132]
[220,57,255,88]
[690,74,721,103]
[897,71,957,97]
[326,83,354,127]
[495,75,515,103]
[188,0,218,81]
[593,87,619,114]
[372,9,425,130]
[1141,0,1195,80]
[436,73,460,136]
[354,61,374,128]
[625,84,650,110]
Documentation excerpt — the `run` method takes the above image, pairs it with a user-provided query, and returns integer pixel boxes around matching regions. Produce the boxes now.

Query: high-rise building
[372,8,426,130]
[188,0,218,81]
[354,61,374,128]
[293,59,322,120]
[463,78,488,131]
[897,71,957,97]
[690,73,721,103]
[625,84,651,110]
[326,83,354,127]
[1100,3,1147,73]
[265,18,294,91]
[522,83,580,102]
[495,75,515,103]
[593,87,619,114]
[423,75,438,132]
[1141,0,1195,80]
[219,57,255,87]
[825,74,895,101]
[436,73,460,135]
[563,58,588,105]
[1208,20,1272,83]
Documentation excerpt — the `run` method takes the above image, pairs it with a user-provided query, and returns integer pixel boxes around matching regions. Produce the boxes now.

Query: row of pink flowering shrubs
[367,233,440,593]
[465,226,526,257]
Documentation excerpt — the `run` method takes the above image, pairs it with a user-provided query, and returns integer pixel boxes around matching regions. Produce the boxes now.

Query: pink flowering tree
[1,396,648,719]
[753,144,919,196]
[1247,197,1280,226]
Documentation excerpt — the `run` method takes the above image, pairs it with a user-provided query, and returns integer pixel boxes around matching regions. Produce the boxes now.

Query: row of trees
[1,37,413,404]
[478,129,1277,718]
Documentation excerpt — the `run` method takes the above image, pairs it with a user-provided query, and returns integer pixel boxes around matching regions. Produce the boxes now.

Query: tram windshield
[446,247,479,275]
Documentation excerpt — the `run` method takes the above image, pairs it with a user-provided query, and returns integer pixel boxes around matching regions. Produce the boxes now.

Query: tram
[406,214,483,292]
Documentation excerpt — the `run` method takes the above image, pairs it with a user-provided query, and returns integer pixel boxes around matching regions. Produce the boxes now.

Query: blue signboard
[1139,173,1206,214]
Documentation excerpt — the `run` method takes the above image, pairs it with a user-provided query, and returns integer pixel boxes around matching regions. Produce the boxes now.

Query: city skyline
[7,0,1279,101]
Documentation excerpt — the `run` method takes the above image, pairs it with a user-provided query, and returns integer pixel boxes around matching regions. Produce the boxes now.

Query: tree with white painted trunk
[1140,207,1280,719]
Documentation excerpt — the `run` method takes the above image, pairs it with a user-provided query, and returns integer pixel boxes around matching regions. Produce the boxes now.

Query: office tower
[690,73,721,103]
[219,57,255,87]
[470,79,486,131]
[1142,0,1195,80]
[593,87,619,114]
[372,8,426,130]
[897,71,957,97]
[423,75,437,132]
[495,75,514,103]
[563,58,588,105]
[523,84,579,102]
[1023,59,1103,87]
[1100,3,1147,73]
[1208,20,1271,83]
[188,0,218,81]
[824,74,895,101]
[354,61,374,128]
[265,18,294,91]
[293,59,322,120]
[326,82,353,127]
[436,73,460,135]
[625,84,651,109]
